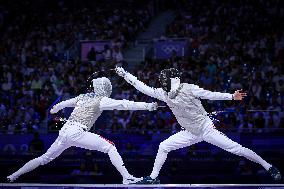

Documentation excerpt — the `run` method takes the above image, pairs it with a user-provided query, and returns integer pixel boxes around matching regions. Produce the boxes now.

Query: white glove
[148,102,158,111]
[50,105,59,114]
[115,67,127,77]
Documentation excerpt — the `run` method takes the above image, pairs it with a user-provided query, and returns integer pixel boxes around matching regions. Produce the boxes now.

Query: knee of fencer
[39,154,54,165]
[159,142,170,153]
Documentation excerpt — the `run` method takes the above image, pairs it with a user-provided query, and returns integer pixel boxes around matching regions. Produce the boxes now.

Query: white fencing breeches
[9,122,131,180]
[150,120,272,179]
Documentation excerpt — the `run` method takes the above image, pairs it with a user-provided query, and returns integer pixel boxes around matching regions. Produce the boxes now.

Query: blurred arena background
[0,0,283,185]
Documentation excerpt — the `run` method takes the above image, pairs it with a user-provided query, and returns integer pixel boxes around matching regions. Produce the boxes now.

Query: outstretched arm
[50,97,78,114]
[99,97,157,111]
[191,85,246,100]
[115,67,166,102]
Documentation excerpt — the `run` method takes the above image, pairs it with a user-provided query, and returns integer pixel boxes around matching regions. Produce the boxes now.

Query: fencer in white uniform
[115,67,281,183]
[7,77,158,184]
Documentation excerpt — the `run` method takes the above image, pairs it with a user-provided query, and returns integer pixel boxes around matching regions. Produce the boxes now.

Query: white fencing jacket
[52,93,153,131]
[124,72,233,135]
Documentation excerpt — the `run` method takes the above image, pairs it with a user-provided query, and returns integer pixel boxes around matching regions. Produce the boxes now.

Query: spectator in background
[206,60,217,77]
[254,113,265,133]
[1,77,12,92]
[29,132,44,154]
[112,46,123,67]
[31,75,43,102]
[158,108,172,126]
[169,50,180,68]
[103,44,112,61]
[20,144,29,155]
[103,44,112,68]
[87,47,97,63]
[111,117,123,132]
[231,78,243,91]
[3,144,17,155]
[277,80,284,93]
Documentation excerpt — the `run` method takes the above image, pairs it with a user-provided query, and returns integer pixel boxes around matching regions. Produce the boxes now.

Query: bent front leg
[73,131,132,179]
[150,130,202,179]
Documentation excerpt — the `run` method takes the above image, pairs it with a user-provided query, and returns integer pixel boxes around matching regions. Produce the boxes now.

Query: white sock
[108,146,131,179]
[150,148,168,179]
[9,157,42,180]
[241,147,272,170]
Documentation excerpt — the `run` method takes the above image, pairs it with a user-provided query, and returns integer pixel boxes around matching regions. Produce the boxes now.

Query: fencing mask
[159,68,180,92]
[92,77,112,97]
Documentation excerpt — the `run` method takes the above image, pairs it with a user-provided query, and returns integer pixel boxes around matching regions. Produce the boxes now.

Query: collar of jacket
[168,84,183,99]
